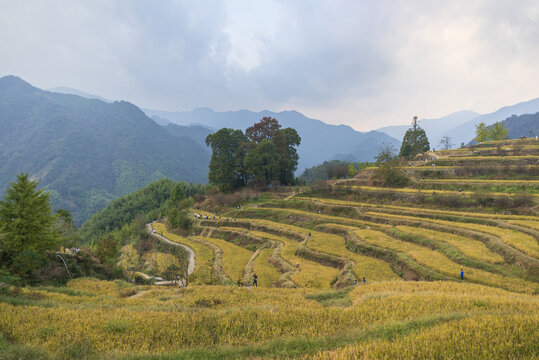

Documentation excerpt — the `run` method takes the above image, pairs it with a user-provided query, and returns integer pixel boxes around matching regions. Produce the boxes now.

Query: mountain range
[377,98,539,147]
[0,76,210,225]
[144,107,400,171]
[48,87,400,170]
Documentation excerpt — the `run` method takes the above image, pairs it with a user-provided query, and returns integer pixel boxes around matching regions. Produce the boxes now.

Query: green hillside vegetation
[79,179,206,243]
[499,112,539,139]
[0,76,210,225]
[299,160,374,184]
[162,123,214,146]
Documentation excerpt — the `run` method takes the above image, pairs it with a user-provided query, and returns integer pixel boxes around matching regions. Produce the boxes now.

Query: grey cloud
[1,0,538,129]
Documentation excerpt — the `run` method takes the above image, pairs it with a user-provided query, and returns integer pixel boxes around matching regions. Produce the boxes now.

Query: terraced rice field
[246,227,340,288]
[239,218,398,282]
[193,236,252,283]
[509,220,539,231]
[252,247,282,287]
[307,196,537,220]
[334,184,539,198]
[2,139,537,359]
[365,211,539,259]
[152,223,215,284]
[396,225,505,264]
[416,179,539,185]
[354,228,536,293]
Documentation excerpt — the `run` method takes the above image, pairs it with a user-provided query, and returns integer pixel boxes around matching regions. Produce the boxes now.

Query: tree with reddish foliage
[245,117,281,144]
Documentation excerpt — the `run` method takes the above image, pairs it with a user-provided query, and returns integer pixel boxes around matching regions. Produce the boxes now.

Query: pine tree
[0,173,60,279]
[399,116,430,159]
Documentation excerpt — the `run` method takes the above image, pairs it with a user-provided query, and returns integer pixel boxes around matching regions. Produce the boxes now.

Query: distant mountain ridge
[48,86,113,103]
[162,123,214,147]
[445,98,539,146]
[144,107,401,171]
[377,110,479,146]
[377,98,539,148]
[498,112,539,139]
[0,76,210,225]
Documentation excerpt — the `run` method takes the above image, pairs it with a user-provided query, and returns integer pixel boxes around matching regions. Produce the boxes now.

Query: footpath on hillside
[146,223,196,276]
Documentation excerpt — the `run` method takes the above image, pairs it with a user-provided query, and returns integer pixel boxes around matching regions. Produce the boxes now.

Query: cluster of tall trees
[205,117,301,191]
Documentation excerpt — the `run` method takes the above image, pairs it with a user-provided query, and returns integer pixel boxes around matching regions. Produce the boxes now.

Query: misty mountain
[162,123,215,147]
[446,97,539,146]
[48,86,113,103]
[144,107,400,171]
[377,110,479,146]
[1,76,209,225]
[150,115,171,126]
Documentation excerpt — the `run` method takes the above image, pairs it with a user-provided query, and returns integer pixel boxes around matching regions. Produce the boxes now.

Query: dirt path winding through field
[146,223,196,276]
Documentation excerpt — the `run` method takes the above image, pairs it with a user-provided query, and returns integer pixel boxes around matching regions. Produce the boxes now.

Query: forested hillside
[79,178,206,242]
[499,112,539,139]
[0,76,210,225]
[162,123,214,146]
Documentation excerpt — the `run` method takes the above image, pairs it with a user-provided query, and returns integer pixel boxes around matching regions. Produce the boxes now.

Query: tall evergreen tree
[399,116,430,158]
[0,173,60,279]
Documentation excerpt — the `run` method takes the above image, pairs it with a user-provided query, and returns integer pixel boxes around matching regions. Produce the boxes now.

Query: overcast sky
[2,0,538,131]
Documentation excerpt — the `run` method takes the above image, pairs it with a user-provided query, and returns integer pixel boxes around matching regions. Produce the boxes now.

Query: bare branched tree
[438,136,453,150]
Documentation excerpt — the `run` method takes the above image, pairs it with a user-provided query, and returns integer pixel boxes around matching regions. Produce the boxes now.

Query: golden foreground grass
[0,279,537,359]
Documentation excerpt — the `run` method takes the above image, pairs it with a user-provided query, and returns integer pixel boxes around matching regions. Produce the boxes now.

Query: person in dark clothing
[253,274,258,287]
[460,269,464,280]
[362,277,366,284]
